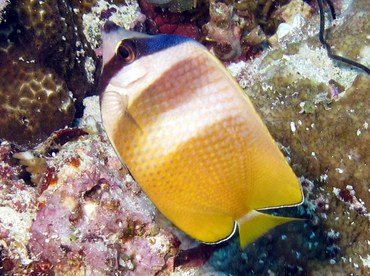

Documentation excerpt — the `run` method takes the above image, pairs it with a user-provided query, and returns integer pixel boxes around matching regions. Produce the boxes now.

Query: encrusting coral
[324,0,370,65]
[222,0,370,272]
[0,52,75,147]
[28,133,180,275]
[1,126,183,274]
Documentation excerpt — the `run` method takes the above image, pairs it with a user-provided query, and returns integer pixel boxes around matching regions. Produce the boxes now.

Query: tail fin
[237,210,301,248]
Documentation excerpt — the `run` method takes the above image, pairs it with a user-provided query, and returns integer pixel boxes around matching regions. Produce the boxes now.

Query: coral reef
[0,0,9,22]
[28,133,179,275]
[221,0,370,273]
[325,0,370,66]
[1,0,369,274]
[230,19,369,211]
[198,175,369,274]
[0,52,75,147]
[0,0,99,147]
[147,0,196,13]
[269,0,314,44]
[0,141,38,273]
[140,0,314,60]
[1,125,183,274]
[203,0,313,60]
[139,0,201,39]
[81,0,146,49]
[203,0,242,60]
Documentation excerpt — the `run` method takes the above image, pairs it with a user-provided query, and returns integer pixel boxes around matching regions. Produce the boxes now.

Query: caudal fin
[237,210,301,248]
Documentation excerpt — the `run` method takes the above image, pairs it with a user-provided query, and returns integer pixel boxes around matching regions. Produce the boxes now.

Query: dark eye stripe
[98,53,126,98]
[99,34,195,99]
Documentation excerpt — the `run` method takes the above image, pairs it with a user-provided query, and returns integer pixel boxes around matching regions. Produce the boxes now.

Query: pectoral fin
[101,90,142,134]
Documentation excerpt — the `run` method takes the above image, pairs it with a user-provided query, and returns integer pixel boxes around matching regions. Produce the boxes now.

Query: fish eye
[116,40,136,63]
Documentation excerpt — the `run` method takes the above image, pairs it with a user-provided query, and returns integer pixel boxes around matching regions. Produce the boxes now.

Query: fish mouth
[103,21,120,34]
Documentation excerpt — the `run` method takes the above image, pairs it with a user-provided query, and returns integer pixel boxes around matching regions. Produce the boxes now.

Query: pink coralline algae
[28,133,179,275]
[0,141,38,272]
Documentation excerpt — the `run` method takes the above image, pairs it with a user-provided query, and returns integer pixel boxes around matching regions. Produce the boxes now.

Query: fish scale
[99,25,303,247]
[124,59,248,210]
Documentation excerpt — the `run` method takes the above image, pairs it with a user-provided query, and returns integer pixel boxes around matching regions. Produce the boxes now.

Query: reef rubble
[1,122,183,274]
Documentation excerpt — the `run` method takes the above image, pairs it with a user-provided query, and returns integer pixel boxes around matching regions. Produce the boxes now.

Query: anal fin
[237,210,301,248]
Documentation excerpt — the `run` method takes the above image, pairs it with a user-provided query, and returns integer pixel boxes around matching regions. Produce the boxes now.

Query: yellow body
[100,30,303,247]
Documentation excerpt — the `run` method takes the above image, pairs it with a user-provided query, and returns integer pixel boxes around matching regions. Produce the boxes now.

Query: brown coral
[70,0,98,14]
[0,0,99,147]
[325,0,370,64]
[309,188,370,274]
[0,51,75,146]
[253,70,370,212]
[14,0,99,101]
[222,0,370,272]
[203,0,242,60]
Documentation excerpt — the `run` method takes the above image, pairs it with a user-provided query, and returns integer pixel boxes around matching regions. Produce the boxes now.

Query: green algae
[238,41,370,275]
[230,2,370,269]
[252,72,369,207]
[261,42,301,67]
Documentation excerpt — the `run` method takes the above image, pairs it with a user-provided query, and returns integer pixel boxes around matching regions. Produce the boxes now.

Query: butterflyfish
[99,22,303,248]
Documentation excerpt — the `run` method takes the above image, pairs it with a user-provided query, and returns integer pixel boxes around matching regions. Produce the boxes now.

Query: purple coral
[28,134,179,274]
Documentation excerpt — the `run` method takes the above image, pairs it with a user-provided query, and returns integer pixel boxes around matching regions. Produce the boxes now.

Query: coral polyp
[0,52,75,147]
[0,0,98,147]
